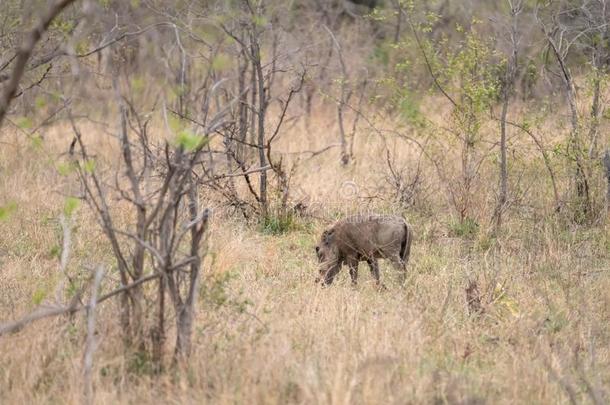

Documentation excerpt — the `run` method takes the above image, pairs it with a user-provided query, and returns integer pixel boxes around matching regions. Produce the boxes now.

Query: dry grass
[1,104,609,404]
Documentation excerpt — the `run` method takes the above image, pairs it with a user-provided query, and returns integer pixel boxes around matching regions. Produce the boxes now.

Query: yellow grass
[0,102,609,404]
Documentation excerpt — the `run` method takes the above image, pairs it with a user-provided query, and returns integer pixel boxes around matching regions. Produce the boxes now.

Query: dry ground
[1,105,609,404]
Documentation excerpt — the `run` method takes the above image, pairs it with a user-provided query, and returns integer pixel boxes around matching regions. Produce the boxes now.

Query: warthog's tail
[400,221,411,264]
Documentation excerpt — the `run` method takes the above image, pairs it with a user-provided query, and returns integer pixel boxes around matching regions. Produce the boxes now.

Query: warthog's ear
[322,229,335,245]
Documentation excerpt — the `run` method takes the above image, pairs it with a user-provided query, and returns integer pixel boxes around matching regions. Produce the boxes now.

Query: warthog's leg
[389,255,407,285]
[347,258,359,285]
[323,263,341,285]
[367,258,380,285]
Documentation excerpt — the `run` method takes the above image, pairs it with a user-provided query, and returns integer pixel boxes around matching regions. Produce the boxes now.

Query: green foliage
[416,249,447,275]
[130,75,145,93]
[169,116,208,151]
[50,18,75,36]
[127,350,155,376]
[252,15,268,27]
[66,281,79,299]
[83,159,96,174]
[448,217,479,238]
[523,58,538,91]
[63,197,80,217]
[490,283,520,318]
[49,91,63,103]
[211,53,232,72]
[16,116,33,130]
[475,233,496,252]
[176,129,207,151]
[260,213,300,235]
[200,271,252,313]
[48,245,61,259]
[75,40,89,55]
[168,115,183,133]
[30,133,43,150]
[0,202,17,221]
[444,26,500,116]
[32,286,46,305]
[195,23,222,42]
[35,96,46,109]
[56,161,77,176]
[397,90,424,126]
[372,43,391,67]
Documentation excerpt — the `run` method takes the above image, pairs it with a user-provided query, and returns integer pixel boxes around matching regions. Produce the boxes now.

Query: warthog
[315,214,413,286]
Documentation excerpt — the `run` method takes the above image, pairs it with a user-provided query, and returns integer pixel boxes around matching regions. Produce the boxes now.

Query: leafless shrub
[383,148,425,209]
[465,279,483,316]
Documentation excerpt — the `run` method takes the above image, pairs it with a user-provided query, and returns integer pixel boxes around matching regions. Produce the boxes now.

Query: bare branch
[83,266,105,405]
[0,0,78,127]
[0,273,161,337]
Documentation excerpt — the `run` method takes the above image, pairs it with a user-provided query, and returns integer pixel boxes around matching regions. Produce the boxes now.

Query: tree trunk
[250,29,268,218]
[557,49,590,220]
[237,58,249,161]
[151,277,165,372]
[496,90,509,229]
[174,179,205,362]
[603,149,610,213]
[494,0,520,231]
[174,303,195,361]
[393,0,403,43]
[588,67,601,159]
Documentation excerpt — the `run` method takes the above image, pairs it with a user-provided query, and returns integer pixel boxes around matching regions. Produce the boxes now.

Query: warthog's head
[315,228,340,285]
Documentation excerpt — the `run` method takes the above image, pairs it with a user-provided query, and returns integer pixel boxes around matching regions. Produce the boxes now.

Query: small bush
[448,217,479,238]
[260,212,300,235]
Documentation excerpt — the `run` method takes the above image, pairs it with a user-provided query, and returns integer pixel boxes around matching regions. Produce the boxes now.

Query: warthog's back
[332,214,409,259]
[316,213,413,285]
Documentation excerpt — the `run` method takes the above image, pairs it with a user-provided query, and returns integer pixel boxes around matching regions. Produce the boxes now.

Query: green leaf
[131,76,145,93]
[49,245,61,259]
[50,92,62,102]
[84,159,96,174]
[32,287,46,305]
[211,53,232,72]
[252,15,268,27]
[57,162,76,176]
[63,197,80,217]
[0,202,17,221]
[176,130,207,151]
[30,133,43,149]
[35,96,46,109]
[66,282,78,299]
[16,116,33,130]
[168,115,184,133]
[75,40,89,55]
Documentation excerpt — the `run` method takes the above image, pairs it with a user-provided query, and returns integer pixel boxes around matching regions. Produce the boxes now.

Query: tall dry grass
[0,100,609,404]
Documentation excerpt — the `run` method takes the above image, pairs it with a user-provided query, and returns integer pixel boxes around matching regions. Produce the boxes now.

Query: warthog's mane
[342,214,401,224]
